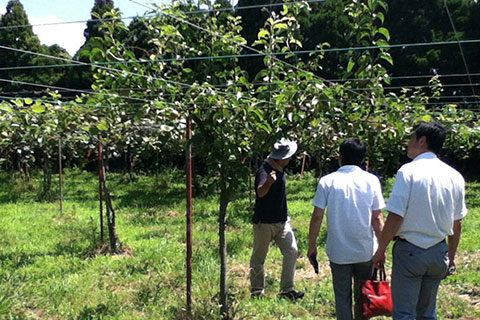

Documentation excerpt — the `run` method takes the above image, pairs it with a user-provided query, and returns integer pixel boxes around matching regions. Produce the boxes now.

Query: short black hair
[340,138,367,166]
[412,122,446,154]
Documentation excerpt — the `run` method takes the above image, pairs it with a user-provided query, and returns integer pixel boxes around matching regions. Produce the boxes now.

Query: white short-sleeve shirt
[386,152,467,249]
[313,165,385,264]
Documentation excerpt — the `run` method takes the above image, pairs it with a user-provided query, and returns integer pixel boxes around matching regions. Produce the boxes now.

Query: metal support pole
[301,153,307,177]
[58,137,63,214]
[98,136,104,244]
[186,118,193,315]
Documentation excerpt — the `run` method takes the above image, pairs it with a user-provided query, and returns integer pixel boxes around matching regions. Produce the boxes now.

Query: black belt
[394,237,446,245]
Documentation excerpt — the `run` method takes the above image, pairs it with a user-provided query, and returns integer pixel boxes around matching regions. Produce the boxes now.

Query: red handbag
[361,268,393,318]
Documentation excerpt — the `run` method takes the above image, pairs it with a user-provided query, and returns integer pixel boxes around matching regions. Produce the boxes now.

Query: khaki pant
[249,221,298,293]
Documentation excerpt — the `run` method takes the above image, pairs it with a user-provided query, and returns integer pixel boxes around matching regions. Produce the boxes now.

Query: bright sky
[0,0,169,56]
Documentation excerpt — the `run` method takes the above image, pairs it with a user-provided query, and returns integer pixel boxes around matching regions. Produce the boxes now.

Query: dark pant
[392,239,449,320]
[330,260,373,320]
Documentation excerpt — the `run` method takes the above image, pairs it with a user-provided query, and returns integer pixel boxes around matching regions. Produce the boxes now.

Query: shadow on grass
[0,251,49,271]
[116,186,185,209]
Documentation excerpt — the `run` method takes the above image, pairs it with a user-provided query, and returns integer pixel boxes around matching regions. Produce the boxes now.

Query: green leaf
[258,29,269,40]
[376,12,385,24]
[222,108,231,119]
[12,99,23,107]
[379,52,393,65]
[273,23,288,30]
[347,59,355,72]
[32,104,46,113]
[368,0,374,10]
[24,98,33,105]
[421,115,433,122]
[0,102,12,113]
[378,27,390,41]
[90,47,104,61]
[97,120,109,131]
[376,39,389,48]
[89,127,99,135]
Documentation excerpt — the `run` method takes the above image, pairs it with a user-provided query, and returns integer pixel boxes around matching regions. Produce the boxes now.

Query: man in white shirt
[308,138,385,320]
[373,122,467,320]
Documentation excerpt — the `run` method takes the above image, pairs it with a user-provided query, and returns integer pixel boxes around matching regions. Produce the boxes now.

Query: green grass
[0,169,478,319]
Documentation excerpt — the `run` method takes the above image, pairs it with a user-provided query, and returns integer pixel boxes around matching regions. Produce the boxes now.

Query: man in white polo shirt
[308,138,385,320]
[373,122,467,320]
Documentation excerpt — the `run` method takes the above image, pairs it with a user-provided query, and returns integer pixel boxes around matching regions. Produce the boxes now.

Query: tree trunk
[219,181,230,319]
[103,180,120,253]
[99,142,120,253]
[24,163,30,182]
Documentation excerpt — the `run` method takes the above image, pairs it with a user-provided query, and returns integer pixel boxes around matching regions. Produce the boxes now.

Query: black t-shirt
[252,161,288,223]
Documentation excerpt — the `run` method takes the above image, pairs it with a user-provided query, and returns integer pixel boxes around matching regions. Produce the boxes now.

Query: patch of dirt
[228,263,250,290]
[295,257,331,281]
[165,211,182,218]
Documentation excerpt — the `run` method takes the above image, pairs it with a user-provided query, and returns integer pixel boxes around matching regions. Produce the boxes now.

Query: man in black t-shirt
[249,138,304,300]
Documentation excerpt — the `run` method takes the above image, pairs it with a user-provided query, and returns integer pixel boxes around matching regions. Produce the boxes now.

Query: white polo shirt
[386,152,467,249]
[313,165,385,264]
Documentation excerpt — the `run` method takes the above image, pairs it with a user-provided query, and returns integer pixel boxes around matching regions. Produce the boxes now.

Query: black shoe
[251,290,265,298]
[280,290,304,300]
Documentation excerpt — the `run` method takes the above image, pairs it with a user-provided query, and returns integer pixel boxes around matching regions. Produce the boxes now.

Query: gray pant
[249,221,298,293]
[392,239,449,320]
[330,260,373,320]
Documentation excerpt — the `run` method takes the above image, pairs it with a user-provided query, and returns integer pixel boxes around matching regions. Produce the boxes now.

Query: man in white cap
[249,138,304,300]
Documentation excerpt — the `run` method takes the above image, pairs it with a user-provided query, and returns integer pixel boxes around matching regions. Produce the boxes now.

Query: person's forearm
[308,207,324,250]
[448,219,462,263]
[372,210,385,240]
[257,180,273,198]
[377,212,403,253]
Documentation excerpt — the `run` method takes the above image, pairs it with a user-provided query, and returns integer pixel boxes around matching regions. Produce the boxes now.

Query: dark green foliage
[0,0,70,94]
[384,0,479,102]
[84,0,115,42]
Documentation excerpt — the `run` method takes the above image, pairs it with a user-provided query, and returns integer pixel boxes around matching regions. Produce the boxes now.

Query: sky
[0,0,169,56]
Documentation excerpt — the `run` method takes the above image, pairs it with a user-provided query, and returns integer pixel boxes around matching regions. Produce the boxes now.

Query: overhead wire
[0,44,278,108]
[1,38,480,75]
[443,0,478,103]
[0,1,478,111]
[0,78,152,104]
[147,1,367,99]
[2,86,479,103]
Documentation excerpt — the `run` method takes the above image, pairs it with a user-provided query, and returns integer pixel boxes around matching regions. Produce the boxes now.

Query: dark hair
[412,122,446,154]
[340,138,367,166]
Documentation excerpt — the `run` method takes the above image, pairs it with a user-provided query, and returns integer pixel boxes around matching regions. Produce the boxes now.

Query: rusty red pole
[98,136,104,244]
[301,152,307,177]
[58,137,63,214]
[186,117,193,315]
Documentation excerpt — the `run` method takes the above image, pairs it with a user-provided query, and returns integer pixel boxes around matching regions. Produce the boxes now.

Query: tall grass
[0,169,478,319]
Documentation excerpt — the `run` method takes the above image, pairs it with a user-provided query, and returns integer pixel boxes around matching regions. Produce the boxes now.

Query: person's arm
[308,207,325,259]
[371,209,385,240]
[257,171,276,198]
[372,212,403,270]
[446,219,462,277]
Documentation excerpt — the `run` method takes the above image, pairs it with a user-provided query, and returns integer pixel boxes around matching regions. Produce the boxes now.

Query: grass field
[0,169,479,319]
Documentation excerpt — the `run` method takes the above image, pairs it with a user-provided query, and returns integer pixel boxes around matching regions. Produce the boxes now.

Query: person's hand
[445,262,456,278]
[307,247,319,274]
[372,249,386,271]
[267,171,277,184]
